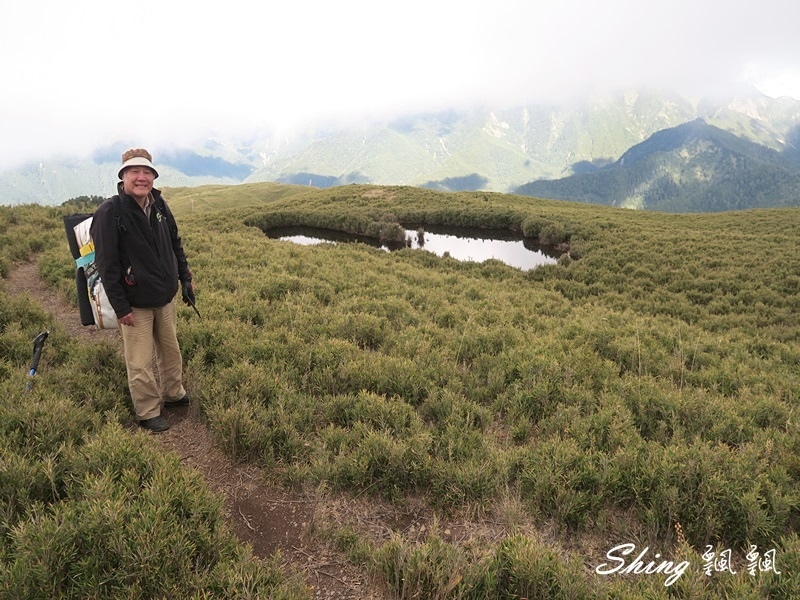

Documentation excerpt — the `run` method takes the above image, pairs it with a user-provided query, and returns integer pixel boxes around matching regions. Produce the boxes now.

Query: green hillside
[2,184,799,597]
[517,120,800,211]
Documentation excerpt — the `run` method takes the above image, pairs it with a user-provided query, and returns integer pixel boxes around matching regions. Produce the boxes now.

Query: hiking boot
[165,394,190,408]
[139,415,170,432]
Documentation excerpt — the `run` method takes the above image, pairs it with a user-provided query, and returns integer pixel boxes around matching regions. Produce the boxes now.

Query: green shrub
[0,424,308,599]
[517,439,608,530]
[475,535,594,599]
[374,532,469,600]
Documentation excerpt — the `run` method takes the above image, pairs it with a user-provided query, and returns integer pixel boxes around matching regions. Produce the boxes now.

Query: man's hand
[119,312,135,327]
[181,277,195,307]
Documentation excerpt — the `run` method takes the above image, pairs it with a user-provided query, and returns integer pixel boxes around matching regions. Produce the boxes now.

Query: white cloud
[741,63,800,100]
[2,0,799,170]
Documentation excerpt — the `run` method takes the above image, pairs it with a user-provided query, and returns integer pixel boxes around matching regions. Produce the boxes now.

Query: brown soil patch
[4,261,386,600]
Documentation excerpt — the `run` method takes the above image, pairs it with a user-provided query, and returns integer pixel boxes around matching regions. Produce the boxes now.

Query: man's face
[122,166,155,202]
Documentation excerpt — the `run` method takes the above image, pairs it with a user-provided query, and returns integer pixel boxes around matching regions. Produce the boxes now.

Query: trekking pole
[187,296,202,319]
[25,330,49,391]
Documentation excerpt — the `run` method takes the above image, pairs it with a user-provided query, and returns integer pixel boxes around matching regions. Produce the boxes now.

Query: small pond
[263,225,561,271]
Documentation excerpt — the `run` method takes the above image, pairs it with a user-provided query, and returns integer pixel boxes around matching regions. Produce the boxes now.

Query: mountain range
[515,119,800,211]
[2,87,799,212]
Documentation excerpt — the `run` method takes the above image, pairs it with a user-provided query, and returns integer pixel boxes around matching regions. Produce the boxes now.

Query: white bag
[73,218,119,330]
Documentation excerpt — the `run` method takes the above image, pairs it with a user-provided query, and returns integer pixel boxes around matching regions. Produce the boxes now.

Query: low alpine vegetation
[2,182,798,598]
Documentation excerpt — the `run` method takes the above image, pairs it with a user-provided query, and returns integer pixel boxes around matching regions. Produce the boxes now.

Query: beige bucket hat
[118,148,159,179]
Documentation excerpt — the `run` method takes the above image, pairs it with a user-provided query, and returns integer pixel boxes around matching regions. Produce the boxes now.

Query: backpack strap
[112,195,127,234]
[154,194,179,241]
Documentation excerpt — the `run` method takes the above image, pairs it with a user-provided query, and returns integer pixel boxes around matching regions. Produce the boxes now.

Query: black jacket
[90,184,191,317]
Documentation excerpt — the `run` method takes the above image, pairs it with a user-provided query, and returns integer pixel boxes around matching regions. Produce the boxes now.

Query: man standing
[91,148,195,432]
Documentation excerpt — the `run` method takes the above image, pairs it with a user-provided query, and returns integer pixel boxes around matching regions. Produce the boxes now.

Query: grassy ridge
[2,185,799,597]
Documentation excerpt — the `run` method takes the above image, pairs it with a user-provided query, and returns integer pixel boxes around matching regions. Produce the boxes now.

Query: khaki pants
[120,300,186,420]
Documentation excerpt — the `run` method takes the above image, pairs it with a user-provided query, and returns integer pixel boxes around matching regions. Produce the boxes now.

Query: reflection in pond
[263,225,560,271]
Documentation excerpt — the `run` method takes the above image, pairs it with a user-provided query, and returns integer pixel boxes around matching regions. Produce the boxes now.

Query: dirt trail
[5,262,385,600]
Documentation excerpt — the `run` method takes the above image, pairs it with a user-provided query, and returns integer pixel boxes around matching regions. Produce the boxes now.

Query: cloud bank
[2,0,799,170]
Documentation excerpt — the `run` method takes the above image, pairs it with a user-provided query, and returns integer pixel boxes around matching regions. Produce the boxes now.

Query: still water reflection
[264,225,560,271]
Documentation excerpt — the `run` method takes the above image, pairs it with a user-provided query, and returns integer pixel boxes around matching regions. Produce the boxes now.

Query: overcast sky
[2,0,799,171]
